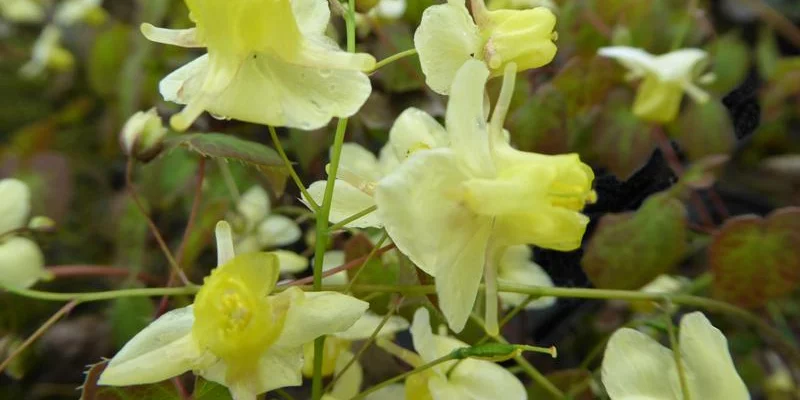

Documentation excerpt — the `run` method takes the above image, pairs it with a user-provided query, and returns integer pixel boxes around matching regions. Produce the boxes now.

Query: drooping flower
[99,221,369,400]
[142,0,377,131]
[120,109,168,161]
[497,245,555,310]
[304,142,399,229]
[601,312,749,400]
[414,0,557,94]
[231,186,307,274]
[375,60,595,333]
[0,178,51,289]
[379,308,526,399]
[598,47,711,123]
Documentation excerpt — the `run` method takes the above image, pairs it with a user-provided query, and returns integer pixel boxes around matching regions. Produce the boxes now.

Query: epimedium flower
[142,0,377,131]
[414,0,557,94]
[304,143,399,229]
[598,46,712,123]
[231,186,307,274]
[601,312,749,400]
[375,60,595,334]
[98,221,369,400]
[0,178,51,289]
[380,308,526,399]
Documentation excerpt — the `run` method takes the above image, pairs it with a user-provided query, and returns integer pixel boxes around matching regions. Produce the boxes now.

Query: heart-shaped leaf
[710,207,800,308]
[582,192,688,289]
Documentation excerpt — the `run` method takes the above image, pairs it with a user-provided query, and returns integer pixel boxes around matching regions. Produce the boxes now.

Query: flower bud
[28,216,56,232]
[476,6,558,74]
[0,178,31,235]
[120,109,167,161]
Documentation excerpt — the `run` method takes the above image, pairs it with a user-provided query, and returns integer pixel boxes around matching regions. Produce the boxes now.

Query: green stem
[1,285,199,302]
[0,300,78,374]
[666,313,692,400]
[352,353,456,400]
[312,0,357,390]
[368,49,418,73]
[311,118,349,400]
[268,126,319,212]
[328,205,377,231]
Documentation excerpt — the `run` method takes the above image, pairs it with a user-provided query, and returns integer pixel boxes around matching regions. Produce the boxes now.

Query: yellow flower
[232,186,307,274]
[392,308,526,399]
[0,179,51,289]
[142,0,376,131]
[414,0,556,94]
[99,221,368,400]
[374,60,594,333]
[601,312,749,400]
[598,46,711,123]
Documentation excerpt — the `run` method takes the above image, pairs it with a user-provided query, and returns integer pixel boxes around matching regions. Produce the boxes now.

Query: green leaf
[710,207,800,308]
[668,99,736,161]
[590,90,656,181]
[109,296,155,349]
[582,192,688,289]
[509,84,570,154]
[162,133,286,174]
[707,33,749,95]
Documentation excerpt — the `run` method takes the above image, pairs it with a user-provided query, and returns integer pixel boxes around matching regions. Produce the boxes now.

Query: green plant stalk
[666,313,692,400]
[268,125,319,211]
[0,300,78,375]
[351,353,457,400]
[328,205,377,231]
[1,285,199,302]
[368,48,418,73]
[310,117,349,400]
[311,0,357,391]
[345,231,389,292]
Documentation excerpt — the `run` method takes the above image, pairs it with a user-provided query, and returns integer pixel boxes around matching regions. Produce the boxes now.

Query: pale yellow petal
[274,287,369,348]
[448,352,527,400]
[237,186,270,228]
[140,24,202,48]
[375,149,491,277]
[337,143,383,183]
[601,328,679,400]
[200,346,303,398]
[410,308,465,374]
[365,383,406,400]
[334,312,409,341]
[598,46,659,78]
[445,60,495,178]
[653,49,708,81]
[497,245,555,309]
[258,215,302,248]
[305,180,381,228]
[679,312,749,400]
[291,0,330,36]
[215,220,236,266]
[99,306,204,386]
[321,250,348,286]
[274,250,309,274]
[414,0,481,94]
[495,208,589,251]
[331,350,363,400]
[0,237,49,289]
[0,178,30,234]
[388,108,448,161]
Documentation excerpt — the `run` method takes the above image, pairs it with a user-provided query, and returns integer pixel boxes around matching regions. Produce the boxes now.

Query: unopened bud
[477,6,558,74]
[120,109,167,162]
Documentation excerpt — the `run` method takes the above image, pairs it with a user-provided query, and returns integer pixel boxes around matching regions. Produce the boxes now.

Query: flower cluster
[91,0,753,397]
[0,178,51,289]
